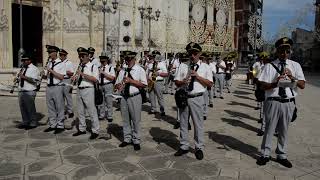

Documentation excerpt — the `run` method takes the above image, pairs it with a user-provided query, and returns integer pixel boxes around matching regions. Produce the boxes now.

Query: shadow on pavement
[233,95,256,101]
[149,127,179,150]
[221,118,259,133]
[154,113,177,126]
[207,131,259,159]
[224,110,259,121]
[227,101,256,109]
[233,90,252,95]
[105,123,123,142]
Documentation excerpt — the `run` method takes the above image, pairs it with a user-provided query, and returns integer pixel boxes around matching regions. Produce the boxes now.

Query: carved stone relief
[0,9,8,31]
[43,8,60,32]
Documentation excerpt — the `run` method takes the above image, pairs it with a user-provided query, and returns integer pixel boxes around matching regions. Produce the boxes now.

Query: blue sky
[263,0,315,41]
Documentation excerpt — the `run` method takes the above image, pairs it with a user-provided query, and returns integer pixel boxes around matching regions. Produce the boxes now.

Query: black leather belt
[124,92,140,98]
[217,72,225,74]
[267,97,295,103]
[156,80,164,82]
[78,86,93,90]
[188,92,203,98]
[100,82,113,85]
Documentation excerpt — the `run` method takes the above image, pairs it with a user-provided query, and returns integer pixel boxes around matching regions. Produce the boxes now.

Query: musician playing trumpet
[115,51,147,151]
[174,42,213,160]
[16,53,40,130]
[146,50,168,116]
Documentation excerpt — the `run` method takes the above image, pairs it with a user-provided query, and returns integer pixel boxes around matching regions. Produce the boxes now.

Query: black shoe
[16,124,28,129]
[258,118,262,123]
[25,125,37,130]
[274,132,279,137]
[90,133,99,139]
[254,107,260,110]
[170,93,174,95]
[107,118,113,123]
[195,149,204,160]
[54,128,64,134]
[228,91,231,93]
[209,104,213,108]
[160,112,166,117]
[256,156,270,166]
[173,122,180,129]
[174,148,189,156]
[72,131,86,136]
[276,158,292,168]
[148,111,155,114]
[203,116,207,120]
[220,97,224,99]
[257,131,264,136]
[213,96,217,98]
[188,122,192,130]
[119,142,132,147]
[133,144,141,151]
[116,108,121,111]
[43,127,55,132]
[98,117,105,120]
[68,113,74,118]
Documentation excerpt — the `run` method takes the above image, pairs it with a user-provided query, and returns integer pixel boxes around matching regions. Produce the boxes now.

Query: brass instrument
[114,68,128,94]
[147,61,158,92]
[10,65,25,93]
[69,63,83,93]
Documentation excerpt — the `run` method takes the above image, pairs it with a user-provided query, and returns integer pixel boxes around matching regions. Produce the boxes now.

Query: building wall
[0,0,235,70]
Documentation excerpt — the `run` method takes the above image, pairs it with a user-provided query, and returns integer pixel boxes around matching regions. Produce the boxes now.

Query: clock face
[216,9,226,26]
[192,4,205,23]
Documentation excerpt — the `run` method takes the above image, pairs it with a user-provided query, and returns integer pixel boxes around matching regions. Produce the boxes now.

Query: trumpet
[114,68,128,94]
[10,64,25,93]
[69,63,83,93]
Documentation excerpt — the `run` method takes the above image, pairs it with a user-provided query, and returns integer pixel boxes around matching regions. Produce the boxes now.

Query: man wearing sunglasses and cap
[43,45,67,134]
[115,51,147,151]
[16,53,40,130]
[72,47,100,139]
[98,53,115,122]
[174,42,213,160]
[256,37,305,168]
[59,49,75,118]
[88,47,101,67]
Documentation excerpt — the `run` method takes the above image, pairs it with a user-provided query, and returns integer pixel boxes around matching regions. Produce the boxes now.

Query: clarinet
[10,65,25,93]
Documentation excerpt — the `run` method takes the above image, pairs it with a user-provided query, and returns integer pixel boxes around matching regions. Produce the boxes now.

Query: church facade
[0,0,236,69]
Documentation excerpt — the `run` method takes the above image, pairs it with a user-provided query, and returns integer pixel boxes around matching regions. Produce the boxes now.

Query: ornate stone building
[0,0,236,69]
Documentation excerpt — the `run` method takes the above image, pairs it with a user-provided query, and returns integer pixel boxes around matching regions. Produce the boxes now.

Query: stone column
[0,1,13,69]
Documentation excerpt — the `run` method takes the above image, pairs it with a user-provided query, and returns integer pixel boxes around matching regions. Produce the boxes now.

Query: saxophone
[10,65,25,93]
[69,63,82,93]
[147,61,158,92]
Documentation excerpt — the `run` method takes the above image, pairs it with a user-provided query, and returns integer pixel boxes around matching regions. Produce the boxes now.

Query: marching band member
[98,53,116,122]
[115,51,147,151]
[225,53,236,94]
[72,47,100,139]
[88,47,101,67]
[147,50,168,116]
[164,53,174,94]
[208,54,217,108]
[256,37,305,168]
[214,55,226,99]
[174,42,213,160]
[59,49,74,118]
[43,45,66,134]
[16,54,40,130]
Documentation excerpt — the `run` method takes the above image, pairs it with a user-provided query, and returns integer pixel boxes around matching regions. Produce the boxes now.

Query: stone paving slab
[0,78,320,179]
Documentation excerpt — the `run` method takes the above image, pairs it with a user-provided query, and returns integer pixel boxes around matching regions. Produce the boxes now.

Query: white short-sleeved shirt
[115,64,147,94]
[100,64,116,84]
[258,59,305,98]
[47,58,66,85]
[216,60,226,73]
[90,57,101,67]
[174,60,213,95]
[78,61,99,87]
[19,63,40,91]
[252,61,263,77]
[63,59,74,78]
[209,62,217,74]
[225,60,235,73]
[147,61,168,81]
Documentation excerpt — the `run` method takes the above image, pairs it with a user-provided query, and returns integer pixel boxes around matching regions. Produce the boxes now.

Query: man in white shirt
[88,47,101,67]
[115,51,147,151]
[16,54,40,130]
[214,56,226,99]
[174,42,213,160]
[98,53,116,122]
[42,45,66,134]
[208,55,217,107]
[71,47,100,140]
[147,50,168,116]
[256,37,306,168]
[225,53,237,93]
[59,49,74,118]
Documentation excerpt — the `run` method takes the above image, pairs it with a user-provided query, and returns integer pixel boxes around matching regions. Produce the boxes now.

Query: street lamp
[18,0,24,67]
[138,5,161,51]
[91,0,118,55]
